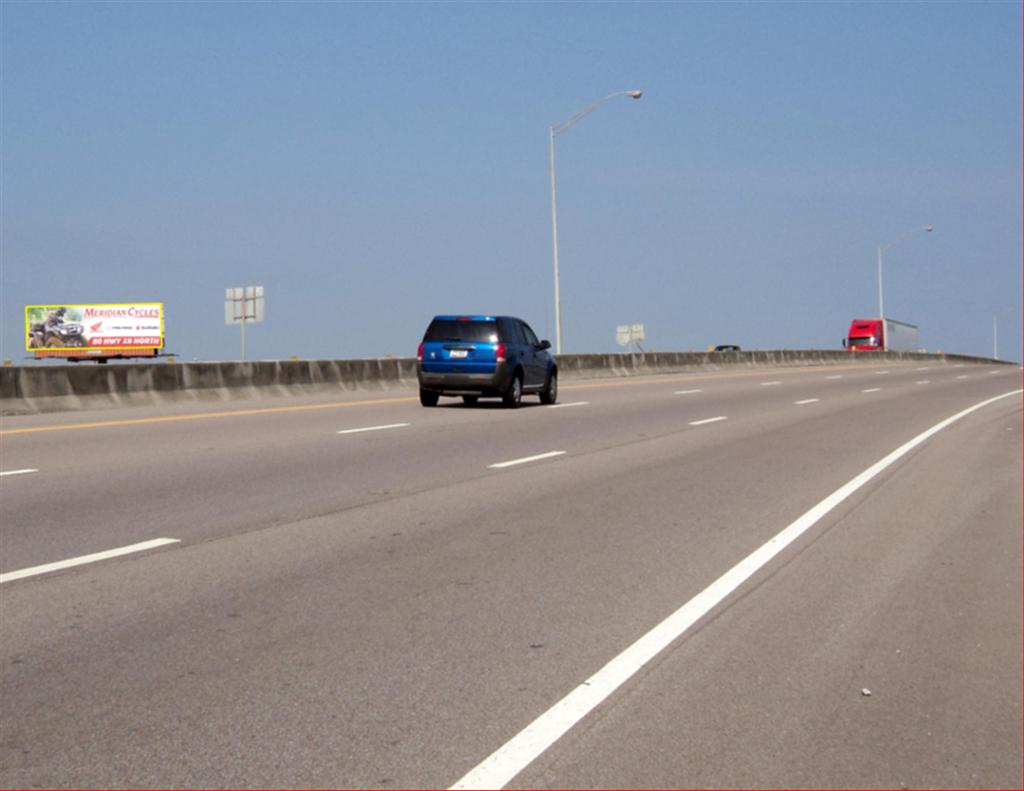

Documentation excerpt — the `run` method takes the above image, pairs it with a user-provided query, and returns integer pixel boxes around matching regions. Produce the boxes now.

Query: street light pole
[876,225,933,346]
[877,244,885,322]
[549,125,562,355]
[549,90,642,354]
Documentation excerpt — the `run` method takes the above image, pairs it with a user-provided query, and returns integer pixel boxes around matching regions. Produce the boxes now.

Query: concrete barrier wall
[0,350,1007,416]
[557,349,998,376]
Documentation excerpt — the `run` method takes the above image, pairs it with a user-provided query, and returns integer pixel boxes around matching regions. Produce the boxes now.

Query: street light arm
[551,90,643,137]
[879,224,934,252]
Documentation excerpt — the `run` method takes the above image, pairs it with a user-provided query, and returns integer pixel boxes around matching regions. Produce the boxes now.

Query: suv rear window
[424,319,499,344]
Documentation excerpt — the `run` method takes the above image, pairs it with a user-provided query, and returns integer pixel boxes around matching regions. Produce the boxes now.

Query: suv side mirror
[538,339,551,351]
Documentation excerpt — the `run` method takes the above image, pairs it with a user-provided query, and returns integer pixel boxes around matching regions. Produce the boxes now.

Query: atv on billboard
[25,303,164,352]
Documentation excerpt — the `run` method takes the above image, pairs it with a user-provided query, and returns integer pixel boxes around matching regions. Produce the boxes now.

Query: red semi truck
[844,318,919,352]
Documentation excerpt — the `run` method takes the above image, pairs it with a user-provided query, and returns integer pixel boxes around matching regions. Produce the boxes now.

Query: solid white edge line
[688,416,727,426]
[548,402,589,409]
[862,388,881,393]
[759,381,781,386]
[0,469,39,477]
[794,399,820,405]
[449,388,1023,791]
[825,375,843,380]
[674,389,702,395]
[337,423,411,435]
[488,451,566,469]
[1,538,181,584]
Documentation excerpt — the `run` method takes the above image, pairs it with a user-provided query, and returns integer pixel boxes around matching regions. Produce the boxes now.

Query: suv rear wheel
[419,388,439,407]
[539,371,558,405]
[502,373,523,409]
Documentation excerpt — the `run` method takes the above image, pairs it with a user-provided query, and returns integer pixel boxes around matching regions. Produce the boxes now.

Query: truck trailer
[844,318,919,352]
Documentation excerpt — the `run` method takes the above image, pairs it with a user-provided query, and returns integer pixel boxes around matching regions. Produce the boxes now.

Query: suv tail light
[495,342,506,363]
[417,342,424,361]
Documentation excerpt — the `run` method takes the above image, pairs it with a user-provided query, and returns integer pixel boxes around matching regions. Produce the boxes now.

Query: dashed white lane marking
[916,380,931,385]
[688,416,728,426]
[337,423,410,435]
[674,389,702,395]
[862,388,882,393]
[0,469,39,477]
[916,367,930,371]
[548,402,588,409]
[0,538,181,584]
[956,375,969,380]
[759,381,781,387]
[875,371,890,375]
[794,399,820,405]
[450,388,1024,791]
[989,371,1001,375]
[488,451,566,469]
[825,375,843,380]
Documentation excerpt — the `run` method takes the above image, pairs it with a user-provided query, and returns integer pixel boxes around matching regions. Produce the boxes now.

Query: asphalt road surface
[1,361,1021,789]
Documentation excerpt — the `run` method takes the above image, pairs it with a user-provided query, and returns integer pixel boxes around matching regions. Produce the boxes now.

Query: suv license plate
[449,350,468,359]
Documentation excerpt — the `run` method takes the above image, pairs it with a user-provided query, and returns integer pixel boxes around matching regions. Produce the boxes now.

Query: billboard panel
[25,303,164,352]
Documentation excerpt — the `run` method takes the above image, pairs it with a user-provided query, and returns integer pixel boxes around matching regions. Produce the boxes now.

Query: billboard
[25,303,164,352]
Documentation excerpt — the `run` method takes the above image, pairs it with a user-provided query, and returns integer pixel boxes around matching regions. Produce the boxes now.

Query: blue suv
[416,315,558,408]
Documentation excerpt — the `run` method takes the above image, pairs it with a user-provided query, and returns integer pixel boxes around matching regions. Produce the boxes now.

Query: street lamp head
[627,90,643,99]
[923,225,934,232]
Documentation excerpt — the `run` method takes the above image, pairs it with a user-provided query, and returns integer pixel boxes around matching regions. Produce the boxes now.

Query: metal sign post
[225,286,265,360]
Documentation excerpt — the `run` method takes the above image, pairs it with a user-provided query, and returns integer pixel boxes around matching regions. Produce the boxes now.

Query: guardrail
[0,350,1008,416]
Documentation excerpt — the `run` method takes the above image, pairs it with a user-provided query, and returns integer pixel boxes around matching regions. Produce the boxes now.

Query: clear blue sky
[2,1,1021,363]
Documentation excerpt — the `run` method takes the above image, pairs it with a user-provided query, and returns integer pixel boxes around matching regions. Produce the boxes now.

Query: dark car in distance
[416,315,557,408]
